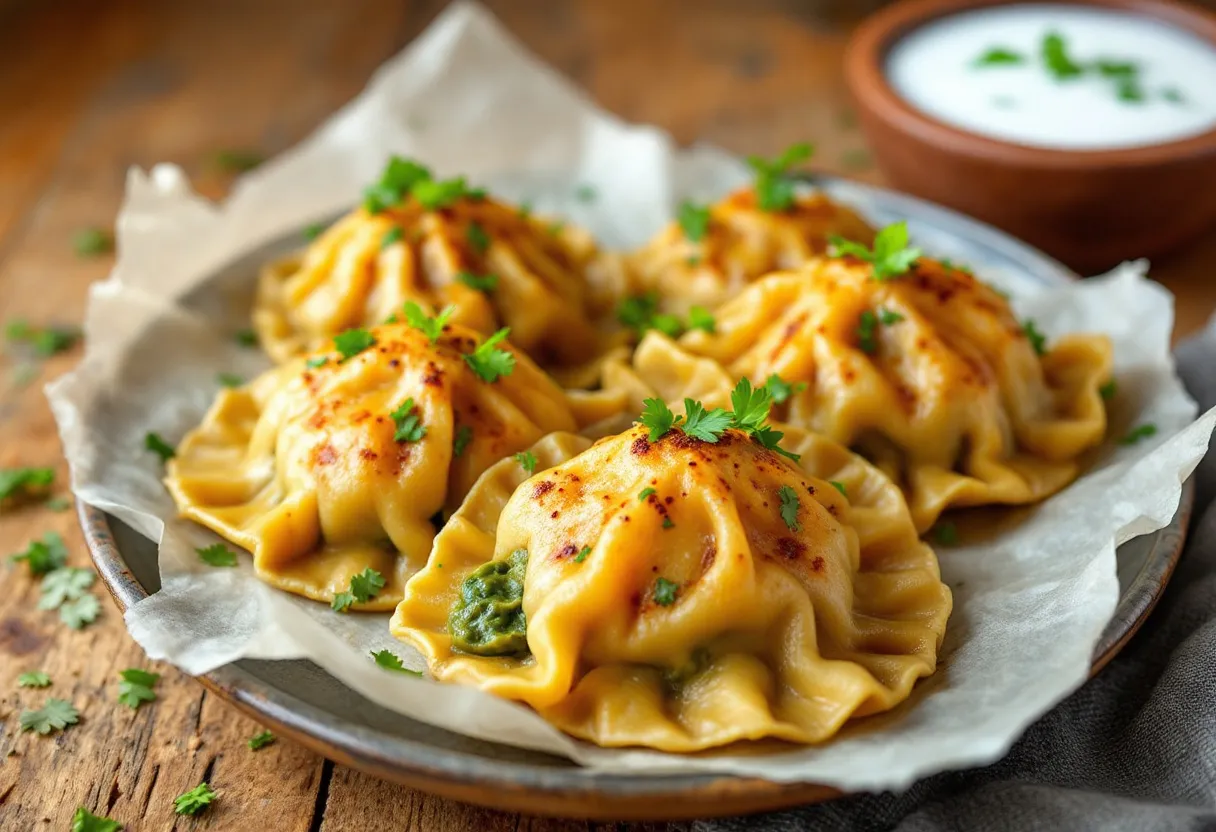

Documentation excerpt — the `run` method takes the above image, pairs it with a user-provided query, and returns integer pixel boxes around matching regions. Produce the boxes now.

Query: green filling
[448,548,529,656]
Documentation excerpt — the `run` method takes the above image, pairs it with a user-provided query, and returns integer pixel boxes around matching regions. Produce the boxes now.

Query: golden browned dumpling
[254,158,613,373]
[615,256,1113,531]
[166,320,578,609]
[624,187,875,315]
[391,420,951,751]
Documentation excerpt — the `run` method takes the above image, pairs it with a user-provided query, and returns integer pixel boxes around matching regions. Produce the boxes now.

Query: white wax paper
[47,1,1216,789]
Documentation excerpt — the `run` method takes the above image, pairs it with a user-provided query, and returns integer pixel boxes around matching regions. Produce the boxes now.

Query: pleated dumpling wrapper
[391,395,951,751]
[613,230,1114,532]
[165,317,578,610]
[622,144,874,317]
[254,156,616,375]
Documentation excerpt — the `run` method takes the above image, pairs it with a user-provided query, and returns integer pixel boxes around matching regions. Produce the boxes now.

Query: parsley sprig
[331,567,386,613]
[10,531,67,576]
[747,143,813,212]
[463,328,515,383]
[173,783,217,817]
[117,668,160,710]
[72,806,122,831]
[778,485,801,531]
[391,398,427,443]
[0,466,55,505]
[333,327,377,362]
[371,649,422,676]
[764,374,807,404]
[514,451,538,474]
[637,379,800,461]
[403,301,455,343]
[678,201,712,242]
[829,221,921,281]
[18,670,51,688]
[617,293,684,339]
[20,698,79,735]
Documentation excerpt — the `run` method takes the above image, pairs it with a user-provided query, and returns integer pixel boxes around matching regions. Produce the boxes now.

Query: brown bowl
[845,0,1216,272]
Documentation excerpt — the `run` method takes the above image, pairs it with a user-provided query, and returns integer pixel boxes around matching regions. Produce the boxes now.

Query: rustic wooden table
[3,1,1215,829]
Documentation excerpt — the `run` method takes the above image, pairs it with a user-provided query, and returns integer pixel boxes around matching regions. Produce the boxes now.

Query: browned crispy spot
[533,480,555,499]
[630,436,651,455]
[777,537,806,560]
[358,448,378,461]
[314,444,337,465]
[811,556,825,572]
[555,543,578,560]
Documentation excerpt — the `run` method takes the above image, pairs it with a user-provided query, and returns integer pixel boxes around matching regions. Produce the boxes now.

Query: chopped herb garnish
[371,649,422,675]
[878,308,904,325]
[639,397,681,441]
[453,425,473,457]
[856,310,879,355]
[729,377,774,434]
[764,374,807,404]
[72,807,123,832]
[19,698,78,735]
[390,398,427,443]
[575,184,597,203]
[60,594,101,630]
[463,328,515,383]
[39,566,94,609]
[144,432,175,462]
[5,320,81,356]
[973,47,1026,67]
[939,257,973,275]
[617,293,683,339]
[1099,380,1117,400]
[1,466,55,505]
[778,485,801,532]
[214,149,264,173]
[10,531,68,575]
[456,271,498,292]
[662,516,675,530]
[1120,423,1158,446]
[466,222,491,254]
[638,487,656,502]
[747,142,813,212]
[652,577,679,606]
[381,226,404,249]
[403,301,455,343]
[829,221,921,280]
[829,480,848,498]
[1022,320,1047,356]
[117,668,160,710]
[73,227,114,257]
[681,399,732,442]
[216,372,243,388]
[305,355,329,369]
[173,782,217,817]
[303,223,326,241]
[413,176,477,210]
[248,730,276,750]
[363,155,432,213]
[677,201,712,242]
[331,568,386,612]
[197,543,238,567]
[514,451,538,474]
[573,546,592,564]
[933,522,959,545]
[333,327,377,361]
[17,671,51,688]
[752,424,801,462]
[234,328,258,347]
[687,306,716,334]
[1042,31,1084,80]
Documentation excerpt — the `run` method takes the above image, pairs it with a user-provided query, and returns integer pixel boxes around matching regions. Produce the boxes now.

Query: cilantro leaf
[18,670,51,688]
[778,485,801,531]
[466,222,491,255]
[638,487,656,502]
[39,567,95,609]
[456,271,498,292]
[463,328,515,383]
[248,730,276,750]
[234,328,258,347]
[639,398,681,441]
[371,649,422,675]
[333,327,377,362]
[19,697,79,735]
[5,320,81,356]
[573,546,592,563]
[1100,380,1117,400]
[72,806,123,832]
[932,522,959,545]
[331,591,356,613]
[617,293,684,339]
[173,782,216,816]
[453,425,473,457]
[681,399,732,442]
[652,577,679,606]
[973,47,1025,67]
[391,398,427,443]
[413,176,477,210]
[747,142,813,212]
[753,424,801,462]
[1120,423,1157,446]
[363,156,433,213]
[60,594,101,629]
[687,306,716,334]
[829,480,848,498]
[729,377,774,434]
[764,374,806,404]
[10,531,67,576]
[678,201,712,242]
[830,221,921,280]
[144,432,175,462]
[403,301,455,343]
[514,451,538,474]
[381,226,404,249]
[350,568,386,603]
[216,372,243,388]
[73,227,114,257]
[1022,320,1047,356]
[197,544,238,567]
[0,466,55,504]
[117,668,160,710]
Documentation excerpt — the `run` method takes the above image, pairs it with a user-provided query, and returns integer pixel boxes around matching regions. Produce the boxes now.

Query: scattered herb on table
[19,698,79,735]
[0,466,55,506]
[17,671,51,688]
[371,649,422,676]
[213,149,264,173]
[39,566,95,609]
[60,594,101,630]
[10,530,68,575]
[173,782,217,816]
[5,320,82,356]
[73,228,114,257]
[72,805,123,832]
[117,668,160,710]
[248,730,276,750]
[197,543,238,567]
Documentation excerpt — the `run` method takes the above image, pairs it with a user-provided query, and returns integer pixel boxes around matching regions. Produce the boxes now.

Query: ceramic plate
[79,175,1194,820]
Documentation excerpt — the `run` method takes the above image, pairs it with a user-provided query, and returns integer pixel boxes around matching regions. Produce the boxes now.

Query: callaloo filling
[448,547,529,656]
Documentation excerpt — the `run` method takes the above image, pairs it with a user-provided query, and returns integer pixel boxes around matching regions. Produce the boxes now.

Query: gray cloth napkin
[697,322,1216,832]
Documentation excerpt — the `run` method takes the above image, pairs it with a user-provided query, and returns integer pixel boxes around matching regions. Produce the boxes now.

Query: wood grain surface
[2,1,1214,829]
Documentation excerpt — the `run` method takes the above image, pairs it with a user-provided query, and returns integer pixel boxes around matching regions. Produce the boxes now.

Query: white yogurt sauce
[886,4,1216,151]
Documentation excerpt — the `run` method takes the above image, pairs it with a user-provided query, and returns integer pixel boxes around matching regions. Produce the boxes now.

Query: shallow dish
[77,175,1194,820]
[846,0,1216,271]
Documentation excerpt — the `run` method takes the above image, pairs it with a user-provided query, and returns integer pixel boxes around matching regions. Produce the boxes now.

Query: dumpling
[616,256,1113,532]
[165,320,578,609]
[391,417,951,751]
[624,186,874,315]
[254,157,614,374]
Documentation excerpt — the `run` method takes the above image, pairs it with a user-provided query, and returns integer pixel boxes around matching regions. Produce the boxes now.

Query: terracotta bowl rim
[845,0,1216,169]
